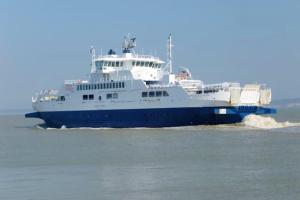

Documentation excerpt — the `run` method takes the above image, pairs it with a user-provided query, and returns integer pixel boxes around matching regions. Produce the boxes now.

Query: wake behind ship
[25,35,276,128]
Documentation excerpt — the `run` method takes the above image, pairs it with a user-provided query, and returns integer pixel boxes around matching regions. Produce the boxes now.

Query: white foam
[243,114,300,129]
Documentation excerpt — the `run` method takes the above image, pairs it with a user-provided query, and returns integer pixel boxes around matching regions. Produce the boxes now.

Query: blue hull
[25,106,276,128]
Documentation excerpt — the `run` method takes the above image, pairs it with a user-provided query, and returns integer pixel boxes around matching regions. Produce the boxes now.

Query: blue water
[0,108,300,200]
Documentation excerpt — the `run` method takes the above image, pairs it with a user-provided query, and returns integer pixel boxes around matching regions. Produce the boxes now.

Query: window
[95,61,104,70]
[163,91,169,96]
[142,92,148,97]
[149,62,153,67]
[83,95,88,100]
[89,94,94,100]
[149,91,155,97]
[156,91,162,97]
[122,82,125,88]
[104,61,108,66]
[136,61,140,66]
[58,96,65,101]
[141,62,145,67]
[112,62,115,67]
[113,93,118,99]
[120,61,123,66]
[116,82,119,88]
[108,61,111,67]
[145,62,149,67]
[106,93,112,99]
[112,82,116,88]
[98,96,102,101]
[116,61,119,67]
[132,61,135,66]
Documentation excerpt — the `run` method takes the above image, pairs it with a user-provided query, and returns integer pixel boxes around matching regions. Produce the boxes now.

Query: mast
[90,46,96,73]
[167,33,173,74]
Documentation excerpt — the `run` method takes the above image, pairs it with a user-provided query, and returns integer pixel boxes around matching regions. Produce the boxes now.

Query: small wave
[243,114,300,129]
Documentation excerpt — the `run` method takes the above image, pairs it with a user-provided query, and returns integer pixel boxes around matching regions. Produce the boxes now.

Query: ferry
[25,35,276,128]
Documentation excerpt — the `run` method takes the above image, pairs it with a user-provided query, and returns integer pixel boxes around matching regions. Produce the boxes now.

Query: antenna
[122,35,136,53]
[167,33,174,74]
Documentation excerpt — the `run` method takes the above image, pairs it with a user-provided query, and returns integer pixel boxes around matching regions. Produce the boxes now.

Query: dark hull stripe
[25,106,276,128]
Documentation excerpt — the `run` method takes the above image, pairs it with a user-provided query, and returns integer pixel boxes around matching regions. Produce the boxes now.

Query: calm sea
[0,108,300,200]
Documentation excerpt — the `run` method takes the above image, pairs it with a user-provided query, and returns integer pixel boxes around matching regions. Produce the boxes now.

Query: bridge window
[136,61,140,66]
[132,61,135,66]
[89,94,94,100]
[163,91,169,96]
[116,61,119,67]
[95,61,104,70]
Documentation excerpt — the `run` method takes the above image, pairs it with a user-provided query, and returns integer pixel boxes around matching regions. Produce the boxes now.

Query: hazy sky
[0,0,299,110]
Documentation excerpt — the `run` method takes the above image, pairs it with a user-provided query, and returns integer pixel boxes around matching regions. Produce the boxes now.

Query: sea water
[0,108,300,200]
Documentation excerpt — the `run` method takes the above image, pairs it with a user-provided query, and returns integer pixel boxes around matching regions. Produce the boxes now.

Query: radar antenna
[122,35,136,53]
